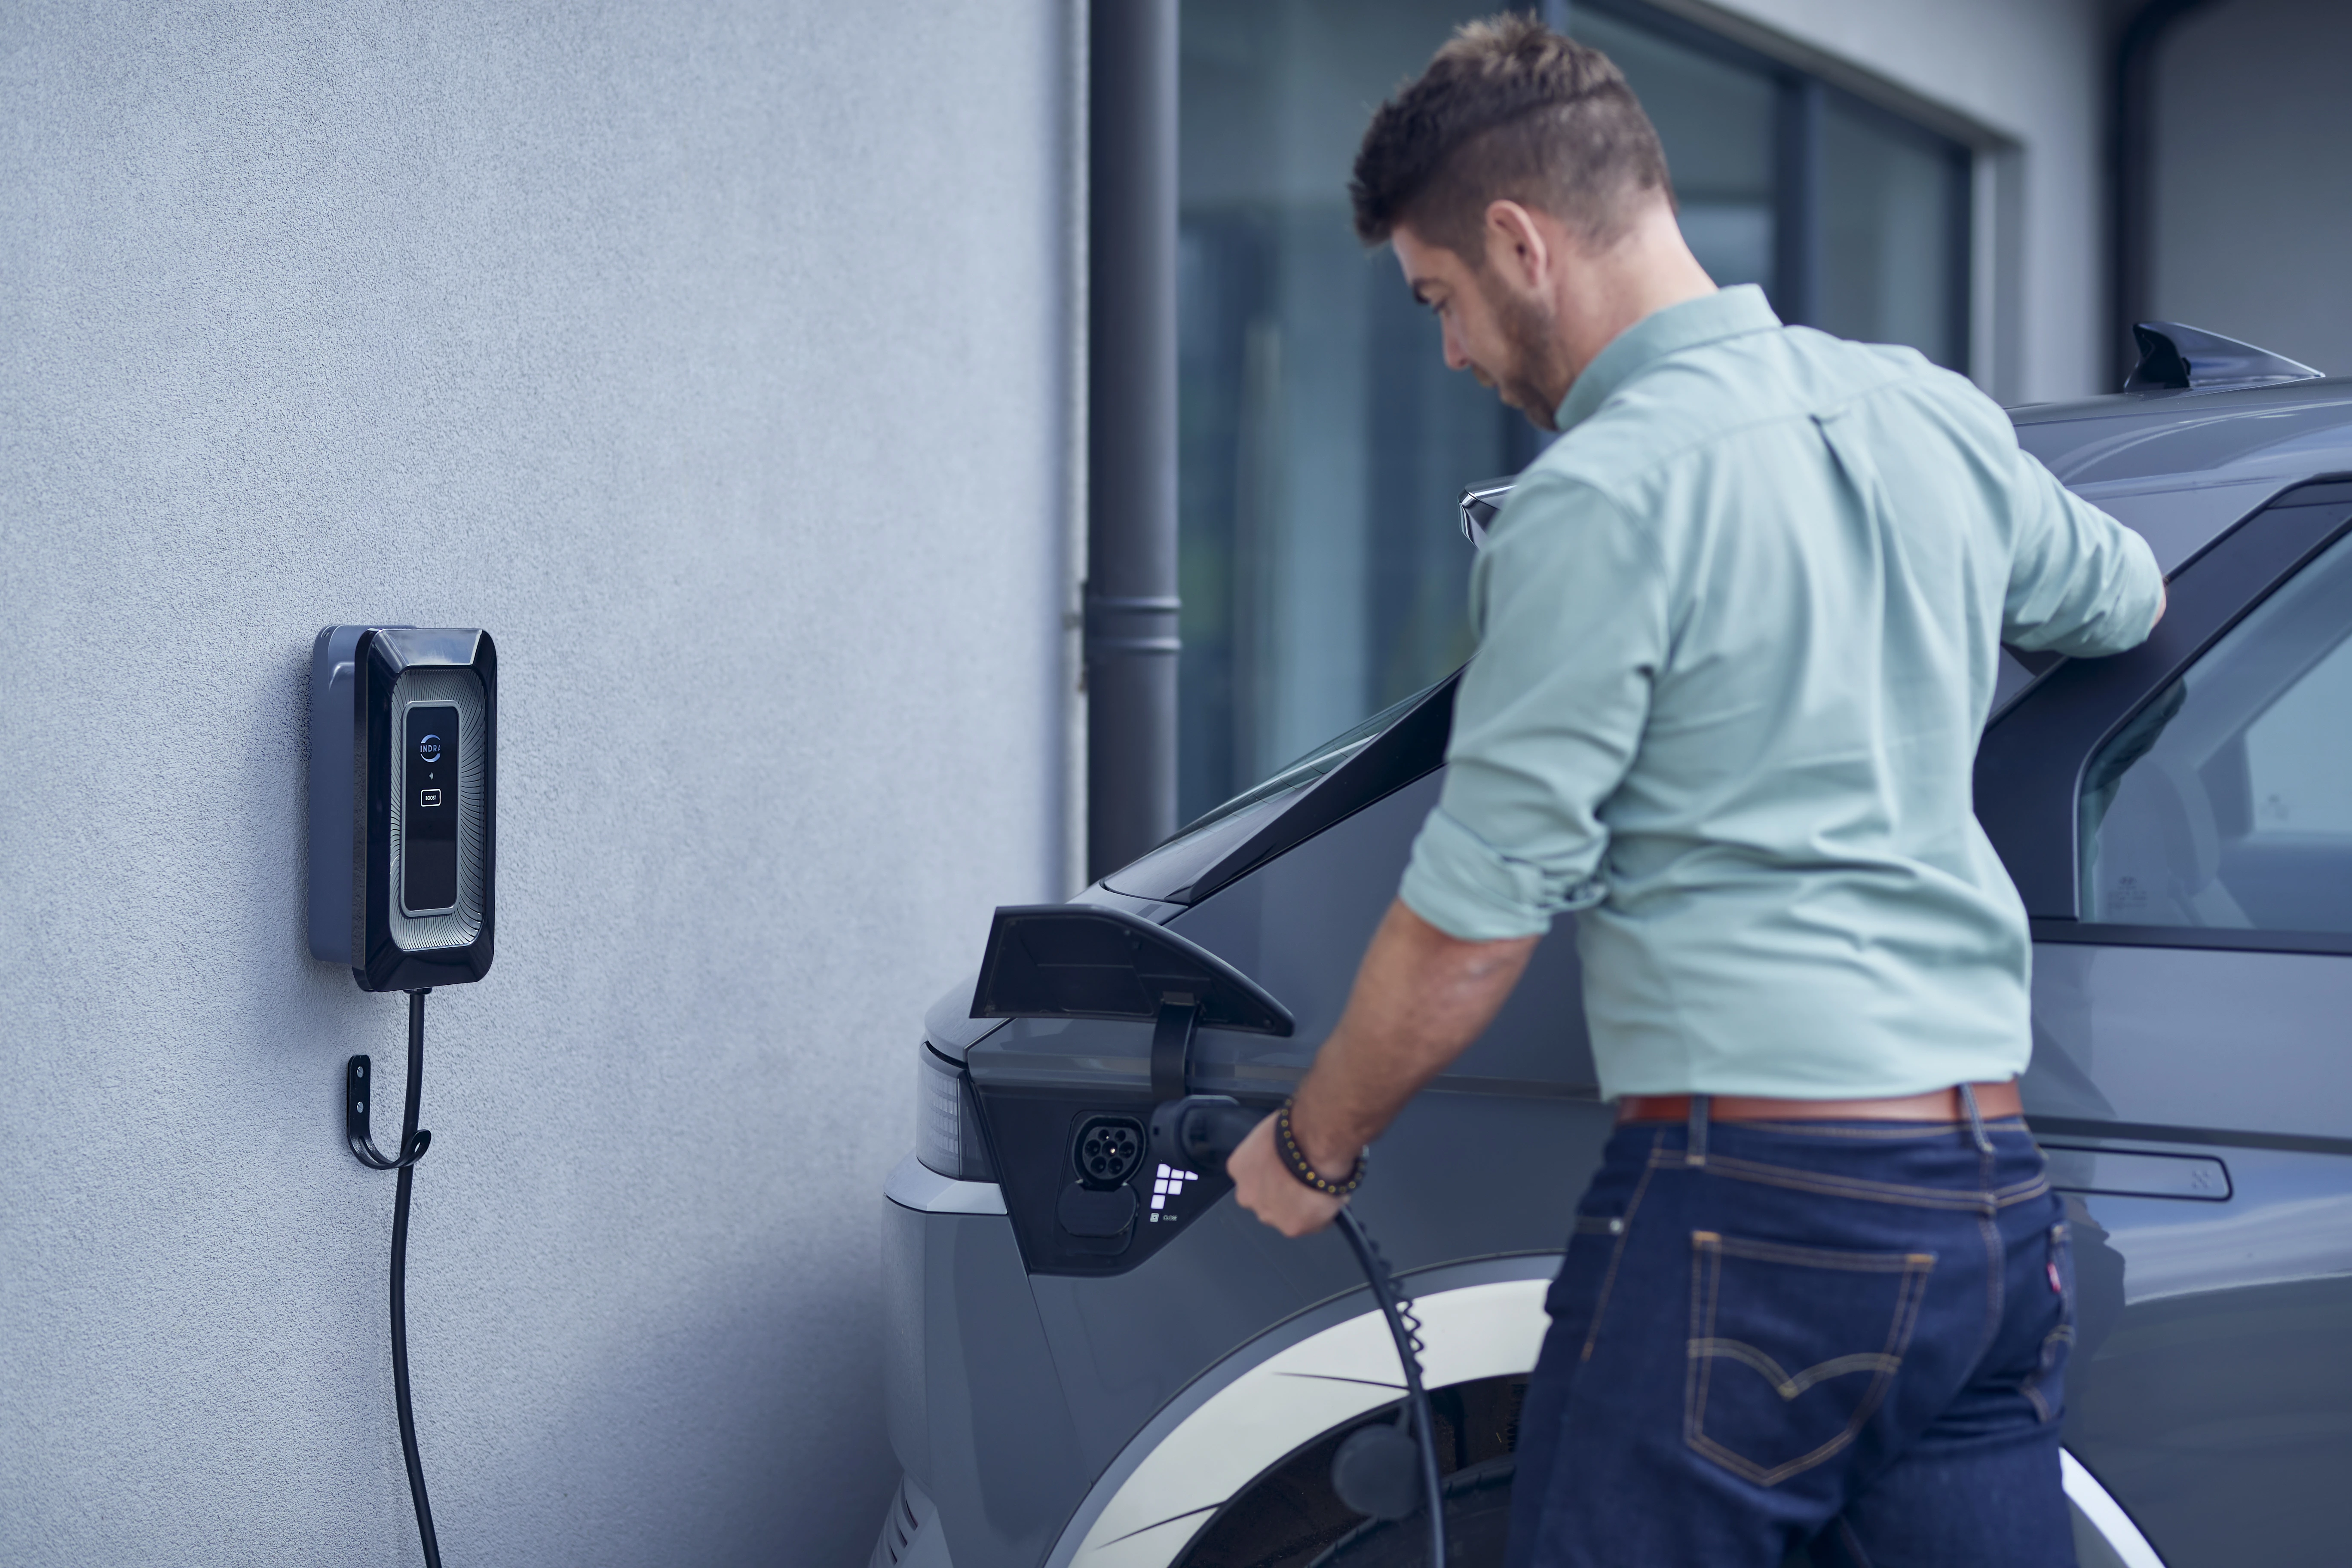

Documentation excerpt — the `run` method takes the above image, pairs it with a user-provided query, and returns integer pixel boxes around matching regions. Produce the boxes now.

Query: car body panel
[885,1180,1092,1568]
[2012,379,2352,571]
[2024,944,2352,1568]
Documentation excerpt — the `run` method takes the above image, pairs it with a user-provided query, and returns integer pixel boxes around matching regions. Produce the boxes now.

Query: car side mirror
[1458,477,1513,550]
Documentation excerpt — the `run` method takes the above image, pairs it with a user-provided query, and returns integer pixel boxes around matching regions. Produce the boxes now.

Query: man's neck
[1550,205,1719,395]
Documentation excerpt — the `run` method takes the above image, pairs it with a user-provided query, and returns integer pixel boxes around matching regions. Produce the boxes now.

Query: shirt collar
[1553,284,1782,433]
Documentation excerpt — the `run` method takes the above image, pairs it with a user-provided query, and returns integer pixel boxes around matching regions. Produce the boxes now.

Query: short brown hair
[1350,15,1673,258]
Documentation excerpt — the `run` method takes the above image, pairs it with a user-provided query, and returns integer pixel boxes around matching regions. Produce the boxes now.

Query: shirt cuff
[1396,805,1605,942]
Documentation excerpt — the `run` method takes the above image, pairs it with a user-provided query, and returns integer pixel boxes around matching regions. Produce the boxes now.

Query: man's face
[1392,221,1570,430]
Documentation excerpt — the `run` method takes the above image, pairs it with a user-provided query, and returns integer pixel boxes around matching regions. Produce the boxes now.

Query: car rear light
[916,1045,996,1182]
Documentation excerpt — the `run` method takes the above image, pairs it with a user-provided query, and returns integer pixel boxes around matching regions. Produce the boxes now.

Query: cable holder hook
[346,989,433,1171]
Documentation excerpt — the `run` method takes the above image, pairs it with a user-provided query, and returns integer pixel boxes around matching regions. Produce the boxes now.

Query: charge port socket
[1072,1115,1145,1190]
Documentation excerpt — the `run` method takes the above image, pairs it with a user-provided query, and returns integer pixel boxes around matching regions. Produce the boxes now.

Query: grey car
[877,325,2352,1568]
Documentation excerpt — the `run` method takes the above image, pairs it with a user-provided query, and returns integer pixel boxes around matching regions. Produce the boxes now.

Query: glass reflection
[2081,526,2352,932]
[1818,95,1968,369]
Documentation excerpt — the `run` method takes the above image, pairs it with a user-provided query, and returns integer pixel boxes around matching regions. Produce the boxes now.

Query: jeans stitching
[1685,1230,1720,1466]
[1971,1211,2004,1370]
[1688,1340,1903,1397]
[1715,1119,2028,1141]
[1707,1234,1936,1272]
[2021,1322,2076,1425]
[1581,1128,1663,1363]
[1679,1150,2051,1210]
[1686,1236,1931,1412]
[2021,1220,2076,1424]
[1684,1232,1937,1488]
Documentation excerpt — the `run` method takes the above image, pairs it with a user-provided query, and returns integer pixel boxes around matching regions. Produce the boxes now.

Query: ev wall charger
[308,625,496,992]
[309,624,496,1568]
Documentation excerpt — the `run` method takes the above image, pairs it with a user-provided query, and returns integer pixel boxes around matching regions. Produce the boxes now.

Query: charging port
[1073,1115,1144,1188]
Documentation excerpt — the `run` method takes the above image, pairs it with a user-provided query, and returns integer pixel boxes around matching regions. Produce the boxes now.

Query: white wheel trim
[1049,1271,2169,1568]
[1059,1275,1551,1568]
[2062,1449,2168,1568]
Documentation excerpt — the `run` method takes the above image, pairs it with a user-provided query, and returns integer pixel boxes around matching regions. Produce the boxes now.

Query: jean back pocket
[1684,1231,1935,1487]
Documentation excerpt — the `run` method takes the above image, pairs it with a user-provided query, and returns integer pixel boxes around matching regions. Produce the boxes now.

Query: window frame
[1976,478,2352,953]
[1168,0,1982,821]
[1568,0,1974,366]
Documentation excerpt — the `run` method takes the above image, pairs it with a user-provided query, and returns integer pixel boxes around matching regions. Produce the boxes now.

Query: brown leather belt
[1615,1081,2023,1126]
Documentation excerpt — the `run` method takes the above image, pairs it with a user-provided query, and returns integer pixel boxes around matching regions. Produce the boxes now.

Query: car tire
[1305,1455,1516,1567]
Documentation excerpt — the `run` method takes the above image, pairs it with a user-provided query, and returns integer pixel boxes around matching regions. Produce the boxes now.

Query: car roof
[2009,378,2352,571]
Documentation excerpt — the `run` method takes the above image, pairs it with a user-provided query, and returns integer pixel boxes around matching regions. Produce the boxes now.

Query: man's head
[1351,16,1706,428]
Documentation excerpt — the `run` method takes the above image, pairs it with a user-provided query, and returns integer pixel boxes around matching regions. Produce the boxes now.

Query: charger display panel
[402,704,462,916]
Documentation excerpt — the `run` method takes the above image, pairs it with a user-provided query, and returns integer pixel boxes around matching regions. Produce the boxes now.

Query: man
[1222,17,2164,1567]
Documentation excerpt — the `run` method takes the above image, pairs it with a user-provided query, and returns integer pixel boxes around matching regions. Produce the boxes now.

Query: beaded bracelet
[1274,1099,1366,1197]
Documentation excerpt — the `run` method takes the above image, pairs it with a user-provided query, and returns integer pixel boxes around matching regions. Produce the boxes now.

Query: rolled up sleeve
[2003,450,2165,657]
[1398,477,1667,941]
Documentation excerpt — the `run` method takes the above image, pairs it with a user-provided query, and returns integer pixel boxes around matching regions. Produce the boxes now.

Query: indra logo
[418,733,443,764]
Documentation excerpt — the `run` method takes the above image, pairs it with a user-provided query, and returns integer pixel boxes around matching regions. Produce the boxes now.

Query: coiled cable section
[1333,1208,1446,1567]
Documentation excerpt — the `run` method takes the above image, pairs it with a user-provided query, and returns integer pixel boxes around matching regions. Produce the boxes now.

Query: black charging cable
[1155,1096,1448,1566]
[346,988,444,1568]
[1331,1207,1446,1568]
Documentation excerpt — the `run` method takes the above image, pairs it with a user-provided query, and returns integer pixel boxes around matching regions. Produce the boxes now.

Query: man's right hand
[1228,1112,1346,1238]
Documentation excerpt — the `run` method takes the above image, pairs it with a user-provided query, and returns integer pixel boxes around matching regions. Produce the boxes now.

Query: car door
[1978,478,2352,1567]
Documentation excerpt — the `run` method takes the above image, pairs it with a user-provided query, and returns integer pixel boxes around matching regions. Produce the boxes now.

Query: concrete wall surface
[1677,0,2110,402]
[2152,0,2352,377]
[0,3,1073,1564]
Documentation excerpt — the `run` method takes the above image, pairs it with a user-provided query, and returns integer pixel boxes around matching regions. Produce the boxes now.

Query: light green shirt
[1398,286,2163,1099]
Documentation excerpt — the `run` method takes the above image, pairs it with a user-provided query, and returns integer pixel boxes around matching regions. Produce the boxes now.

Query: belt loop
[1959,1082,1993,1156]
[1687,1093,1710,1168]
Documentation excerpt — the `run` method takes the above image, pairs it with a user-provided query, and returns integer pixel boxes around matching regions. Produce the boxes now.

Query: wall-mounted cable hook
[346,989,432,1172]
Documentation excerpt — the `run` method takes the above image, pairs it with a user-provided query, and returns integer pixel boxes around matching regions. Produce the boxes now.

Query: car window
[2080,528,2352,932]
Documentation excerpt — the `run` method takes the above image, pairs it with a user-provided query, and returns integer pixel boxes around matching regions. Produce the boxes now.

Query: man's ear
[1482,200,1552,291]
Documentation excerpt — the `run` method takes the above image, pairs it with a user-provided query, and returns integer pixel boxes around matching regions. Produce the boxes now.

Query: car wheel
[1305,1456,1516,1567]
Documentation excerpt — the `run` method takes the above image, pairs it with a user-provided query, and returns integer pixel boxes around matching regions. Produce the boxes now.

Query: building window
[1176,0,1973,820]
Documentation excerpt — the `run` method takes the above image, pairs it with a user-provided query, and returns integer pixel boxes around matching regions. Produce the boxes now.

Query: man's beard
[1488,285,1571,432]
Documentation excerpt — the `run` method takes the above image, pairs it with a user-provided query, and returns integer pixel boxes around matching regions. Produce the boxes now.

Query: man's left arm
[1228,899,1538,1236]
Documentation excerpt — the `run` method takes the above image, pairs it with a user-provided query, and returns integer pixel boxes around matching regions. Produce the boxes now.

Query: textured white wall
[2153,0,2352,376]
[1670,0,2110,402]
[0,3,1072,1565]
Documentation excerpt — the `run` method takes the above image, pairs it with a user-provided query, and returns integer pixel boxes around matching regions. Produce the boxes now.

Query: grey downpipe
[1085,0,1180,881]
[2109,0,2218,387]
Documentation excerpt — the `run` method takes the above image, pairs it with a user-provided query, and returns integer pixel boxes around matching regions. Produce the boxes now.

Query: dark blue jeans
[1505,1104,2076,1567]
